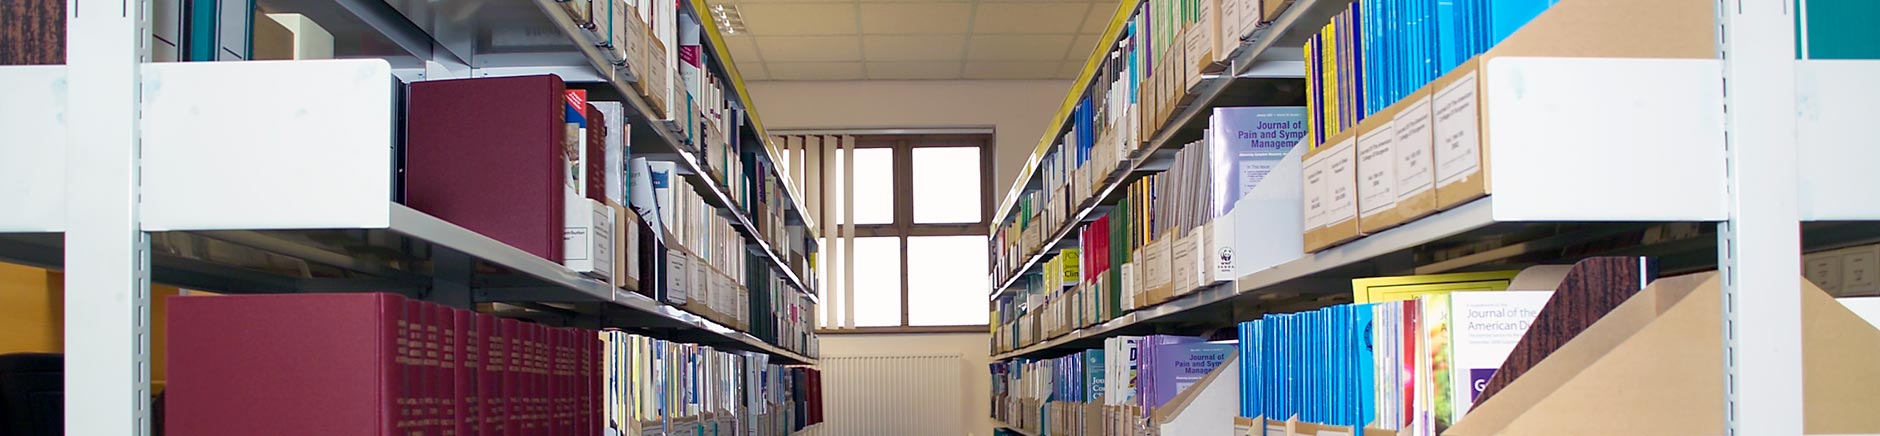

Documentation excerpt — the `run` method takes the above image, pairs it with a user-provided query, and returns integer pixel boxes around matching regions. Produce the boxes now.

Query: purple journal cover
[1145,342,1235,413]
[1209,106,1308,217]
[1136,335,1206,414]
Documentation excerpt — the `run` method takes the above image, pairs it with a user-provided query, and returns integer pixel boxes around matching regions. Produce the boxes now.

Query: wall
[818,332,996,436]
[746,79,1071,200]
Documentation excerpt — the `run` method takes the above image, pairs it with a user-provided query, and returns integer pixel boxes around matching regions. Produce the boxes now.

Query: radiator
[821,354,965,436]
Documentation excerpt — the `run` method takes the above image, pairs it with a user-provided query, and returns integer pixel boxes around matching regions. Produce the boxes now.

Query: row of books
[599,331,825,435]
[406,74,815,354]
[991,107,1306,353]
[992,270,1550,436]
[168,292,821,436]
[1303,0,1556,149]
[990,335,1237,436]
[547,0,822,287]
[992,0,1312,285]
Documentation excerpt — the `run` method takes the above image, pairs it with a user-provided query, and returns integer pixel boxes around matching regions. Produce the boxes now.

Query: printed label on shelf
[1395,96,1437,199]
[1358,120,1399,218]
[1435,71,1483,185]
[1324,137,1359,224]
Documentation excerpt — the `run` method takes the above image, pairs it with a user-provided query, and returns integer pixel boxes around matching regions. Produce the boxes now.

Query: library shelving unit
[986,0,1880,433]
[0,0,822,432]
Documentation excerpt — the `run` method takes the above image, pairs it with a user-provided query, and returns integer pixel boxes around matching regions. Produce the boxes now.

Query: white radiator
[821,354,965,436]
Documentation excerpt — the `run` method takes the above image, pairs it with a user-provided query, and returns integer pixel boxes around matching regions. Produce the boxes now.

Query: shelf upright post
[1716,0,1803,434]
[64,0,152,434]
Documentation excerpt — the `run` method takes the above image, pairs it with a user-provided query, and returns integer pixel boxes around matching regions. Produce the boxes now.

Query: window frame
[826,133,995,333]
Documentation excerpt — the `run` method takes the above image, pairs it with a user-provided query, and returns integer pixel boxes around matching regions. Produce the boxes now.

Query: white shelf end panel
[140,59,398,231]
[0,66,71,233]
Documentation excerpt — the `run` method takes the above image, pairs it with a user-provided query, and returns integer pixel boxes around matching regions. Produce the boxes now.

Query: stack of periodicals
[166,292,821,436]
[600,330,823,435]
[1238,273,1553,436]
[1304,0,1558,148]
[1114,107,1307,311]
[169,292,606,435]
[990,335,1239,436]
[990,107,1306,353]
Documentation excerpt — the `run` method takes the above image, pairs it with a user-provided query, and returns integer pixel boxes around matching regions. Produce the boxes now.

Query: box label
[565,227,591,261]
[1843,247,1879,295]
[1143,240,1171,291]
[667,249,689,303]
[1303,152,1330,231]
[1324,137,1359,224]
[1358,120,1398,218]
[1435,71,1482,185]
[1120,264,1137,309]
[1395,96,1437,199]
[1171,235,1198,293]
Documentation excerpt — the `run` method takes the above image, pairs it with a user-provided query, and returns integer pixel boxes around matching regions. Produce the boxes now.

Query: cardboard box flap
[1449,276,1880,435]
[1486,0,1715,60]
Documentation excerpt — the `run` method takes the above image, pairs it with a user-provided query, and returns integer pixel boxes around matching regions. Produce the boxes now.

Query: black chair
[0,352,62,436]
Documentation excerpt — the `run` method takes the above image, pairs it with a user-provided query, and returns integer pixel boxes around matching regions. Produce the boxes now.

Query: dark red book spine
[587,330,601,436]
[502,318,525,436]
[550,327,567,436]
[586,103,608,203]
[398,300,418,435]
[408,300,432,435]
[479,314,504,436]
[406,75,567,262]
[455,309,478,436]
[432,304,457,436]
[533,322,547,436]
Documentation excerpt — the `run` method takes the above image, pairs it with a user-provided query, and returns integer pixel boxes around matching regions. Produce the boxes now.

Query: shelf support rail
[65,0,153,434]
[1717,0,1804,434]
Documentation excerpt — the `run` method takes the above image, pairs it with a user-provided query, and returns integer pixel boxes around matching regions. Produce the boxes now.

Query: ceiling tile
[738,3,858,35]
[1081,3,1118,34]
[866,61,965,79]
[862,35,968,61]
[966,34,1074,61]
[971,3,1088,34]
[1058,60,1085,79]
[1065,33,1102,60]
[860,3,974,34]
[725,35,763,63]
[740,63,771,80]
[755,36,863,62]
[766,62,865,80]
[963,61,1061,80]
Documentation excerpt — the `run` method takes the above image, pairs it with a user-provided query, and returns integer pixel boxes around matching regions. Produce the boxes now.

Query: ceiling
[707,0,1124,81]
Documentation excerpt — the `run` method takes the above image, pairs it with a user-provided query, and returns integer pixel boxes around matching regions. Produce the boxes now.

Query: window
[797,132,993,330]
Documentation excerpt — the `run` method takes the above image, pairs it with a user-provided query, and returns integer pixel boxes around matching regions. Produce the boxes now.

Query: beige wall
[746,79,1071,202]
[748,79,1067,436]
[818,332,997,436]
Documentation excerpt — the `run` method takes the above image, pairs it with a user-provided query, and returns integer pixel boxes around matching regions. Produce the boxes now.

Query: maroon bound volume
[404,299,427,434]
[429,303,455,436]
[579,328,594,434]
[478,313,505,435]
[501,318,526,436]
[167,293,407,435]
[406,75,567,262]
[586,103,609,203]
[454,308,478,436]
